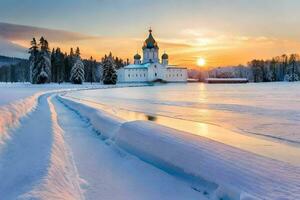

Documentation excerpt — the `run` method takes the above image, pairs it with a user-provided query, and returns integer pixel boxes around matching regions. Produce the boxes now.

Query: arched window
[155,73,157,77]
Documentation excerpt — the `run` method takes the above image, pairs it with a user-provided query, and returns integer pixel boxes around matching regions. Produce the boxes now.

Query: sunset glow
[197,58,206,67]
[1,0,300,68]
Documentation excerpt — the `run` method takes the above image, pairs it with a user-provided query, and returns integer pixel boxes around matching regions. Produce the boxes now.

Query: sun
[197,58,206,67]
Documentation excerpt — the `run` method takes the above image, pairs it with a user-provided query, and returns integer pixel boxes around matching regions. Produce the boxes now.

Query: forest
[0,37,129,84]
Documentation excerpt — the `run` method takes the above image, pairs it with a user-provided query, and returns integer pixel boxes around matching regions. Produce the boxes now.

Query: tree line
[205,53,300,82]
[0,59,30,82]
[0,37,129,84]
[249,54,300,82]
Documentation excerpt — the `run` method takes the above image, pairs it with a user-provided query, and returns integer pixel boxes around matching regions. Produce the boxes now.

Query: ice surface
[66,82,300,145]
[58,95,300,200]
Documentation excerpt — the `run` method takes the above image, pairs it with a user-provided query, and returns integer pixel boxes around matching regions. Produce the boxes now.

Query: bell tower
[143,28,159,63]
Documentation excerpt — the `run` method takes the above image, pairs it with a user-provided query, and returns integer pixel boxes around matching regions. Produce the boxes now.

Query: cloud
[0,37,28,58]
[0,22,97,42]
[0,22,101,58]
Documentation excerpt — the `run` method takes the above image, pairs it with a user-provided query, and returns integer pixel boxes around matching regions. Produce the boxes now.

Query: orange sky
[8,28,300,69]
[2,1,300,68]
[50,33,300,69]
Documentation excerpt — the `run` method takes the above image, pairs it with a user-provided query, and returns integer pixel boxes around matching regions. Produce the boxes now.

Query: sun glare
[197,58,206,67]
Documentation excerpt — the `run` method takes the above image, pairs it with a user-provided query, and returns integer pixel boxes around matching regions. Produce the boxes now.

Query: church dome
[143,29,159,49]
[134,53,141,59]
[162,52,168,59]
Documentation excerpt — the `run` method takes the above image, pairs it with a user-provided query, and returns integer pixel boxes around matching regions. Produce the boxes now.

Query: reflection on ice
[65,82,300,166]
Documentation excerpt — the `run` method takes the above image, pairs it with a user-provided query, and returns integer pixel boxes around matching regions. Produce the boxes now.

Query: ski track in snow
[0,93,83,200]
[52,95,206,200]
[0,94,53,199]
[0,89,206,200]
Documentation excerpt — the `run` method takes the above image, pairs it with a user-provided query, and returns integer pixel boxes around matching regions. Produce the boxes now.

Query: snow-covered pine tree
[36,37,51,84]
[75,47,80,58]
[64,52,70,82]
[268,58,277,82]
[85,56,98,83]
[51,48,56,82]
[284,54,300,82]
[102,53,117,84]
[51,48,65,83]
[70,59,85,84]
[97,63,103,82]
[28,38,39,83]
[56,48,65,83]
[70,48,85,84]
[64,48,75,82]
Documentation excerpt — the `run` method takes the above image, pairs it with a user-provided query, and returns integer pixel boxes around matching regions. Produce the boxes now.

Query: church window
[155,73,157,77]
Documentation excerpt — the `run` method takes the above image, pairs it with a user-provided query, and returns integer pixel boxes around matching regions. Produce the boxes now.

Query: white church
[117,29,187,83]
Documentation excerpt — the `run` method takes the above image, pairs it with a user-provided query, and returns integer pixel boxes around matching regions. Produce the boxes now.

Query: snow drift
[58,95,300,200]
[58,96,124,139]
[19,95,84,200]
[0,92,42,144]
[115,121,261,200]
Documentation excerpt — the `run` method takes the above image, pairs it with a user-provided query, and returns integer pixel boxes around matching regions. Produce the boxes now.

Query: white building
[117,29,187,83]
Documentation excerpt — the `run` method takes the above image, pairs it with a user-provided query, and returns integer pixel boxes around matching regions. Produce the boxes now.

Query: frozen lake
[66,82,300,164]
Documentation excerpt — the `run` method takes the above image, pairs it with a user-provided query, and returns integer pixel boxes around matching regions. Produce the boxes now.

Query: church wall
[122,68,148,82]
[117,68,125,82]
[165,68,187,82]
[147,64,167,81]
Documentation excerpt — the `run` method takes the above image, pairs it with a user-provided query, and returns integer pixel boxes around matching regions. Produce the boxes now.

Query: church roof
[134,53,141,59]
[124,63,152,69]
[143,29,159,50]
[162,52,168,59]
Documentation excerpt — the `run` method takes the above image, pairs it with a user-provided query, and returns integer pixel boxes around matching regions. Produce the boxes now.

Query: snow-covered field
[0,82,300,200]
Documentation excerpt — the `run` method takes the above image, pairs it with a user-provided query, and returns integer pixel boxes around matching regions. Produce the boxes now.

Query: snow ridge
[22,95,84,200]
[58,95,300,200]
[0,92,42,145]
